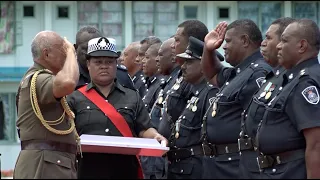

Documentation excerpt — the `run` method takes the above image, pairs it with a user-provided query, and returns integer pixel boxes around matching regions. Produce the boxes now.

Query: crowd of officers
[12,16,320,179]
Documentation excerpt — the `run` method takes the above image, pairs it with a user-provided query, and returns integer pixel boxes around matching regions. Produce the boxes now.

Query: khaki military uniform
[13,63,77,179]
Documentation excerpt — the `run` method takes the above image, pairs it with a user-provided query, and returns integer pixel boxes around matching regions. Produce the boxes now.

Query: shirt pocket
[75,102,102,129]
[265,96,286,125]
[166,92,189,121]
[177,109,199,141]
[117,106,136,132]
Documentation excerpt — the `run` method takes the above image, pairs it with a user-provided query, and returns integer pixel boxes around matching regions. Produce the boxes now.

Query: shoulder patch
[302,86,319,105]
[256,77,265,88]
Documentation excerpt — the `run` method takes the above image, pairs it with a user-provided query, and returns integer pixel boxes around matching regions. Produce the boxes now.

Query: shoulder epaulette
[250,61,273,73]
[299,68,309,78]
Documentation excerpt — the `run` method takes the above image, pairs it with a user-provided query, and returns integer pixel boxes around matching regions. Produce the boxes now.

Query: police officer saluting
[254,19,320,179]
[166,36,219,179]
[200,20,272,178]
[238,17,296,178]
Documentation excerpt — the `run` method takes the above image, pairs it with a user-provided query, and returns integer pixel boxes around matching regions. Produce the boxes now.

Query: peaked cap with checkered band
[86,37,119,58]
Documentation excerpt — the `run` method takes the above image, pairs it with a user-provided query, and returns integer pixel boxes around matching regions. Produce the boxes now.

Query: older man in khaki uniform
[13,31,80,179]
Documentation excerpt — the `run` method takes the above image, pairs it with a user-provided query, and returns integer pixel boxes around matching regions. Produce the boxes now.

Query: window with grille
[77,1,124,50]
[292,2,318,23]
[132,1,178,42]
[0,1,15,54]
[238,1,284,35]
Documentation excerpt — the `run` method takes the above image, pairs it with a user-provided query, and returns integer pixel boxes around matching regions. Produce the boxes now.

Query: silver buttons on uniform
[87,106,90,109]
[57,160,61,164]
[289,73,293,79]
[180,169,184,173]
[272,169,276,173]
[228,157,232,161]
[105,129,109,133]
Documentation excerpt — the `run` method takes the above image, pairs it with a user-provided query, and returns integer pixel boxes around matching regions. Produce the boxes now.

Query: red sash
[78,85,144,179]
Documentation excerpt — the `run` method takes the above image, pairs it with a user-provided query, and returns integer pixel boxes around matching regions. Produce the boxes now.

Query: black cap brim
[86,50,119,58]
[215,50,224,61]
[176,52,201,60]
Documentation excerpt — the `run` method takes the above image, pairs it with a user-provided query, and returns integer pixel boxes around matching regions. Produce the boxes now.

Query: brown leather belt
[257,148,305,170]
[167,145,203,162]
[21,139,77,154]
[202,142,239,156]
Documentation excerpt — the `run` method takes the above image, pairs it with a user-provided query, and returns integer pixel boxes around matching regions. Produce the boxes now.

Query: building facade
[0,0,319,171]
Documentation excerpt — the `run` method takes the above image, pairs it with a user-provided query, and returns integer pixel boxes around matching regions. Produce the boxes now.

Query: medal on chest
[175,119,181,139]
[173,77,183,90]
[265,84,276,100]
[259,82,276,100]
[212,102,217,117]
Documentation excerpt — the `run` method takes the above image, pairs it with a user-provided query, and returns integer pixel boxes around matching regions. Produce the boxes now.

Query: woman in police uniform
[67,37,167,179]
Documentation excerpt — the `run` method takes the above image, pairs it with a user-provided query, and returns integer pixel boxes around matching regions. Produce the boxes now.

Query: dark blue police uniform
[142,75,166,113]
[167,80,218,179]
[132,70,147,98]
[143,67,180,179]
[166,37,220,179]
[150,67,181,132]
[254,58,320,179]
[140,74,166,179]
[164,75,193,125]
[201,50,272,179]
[238,65,286,179]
